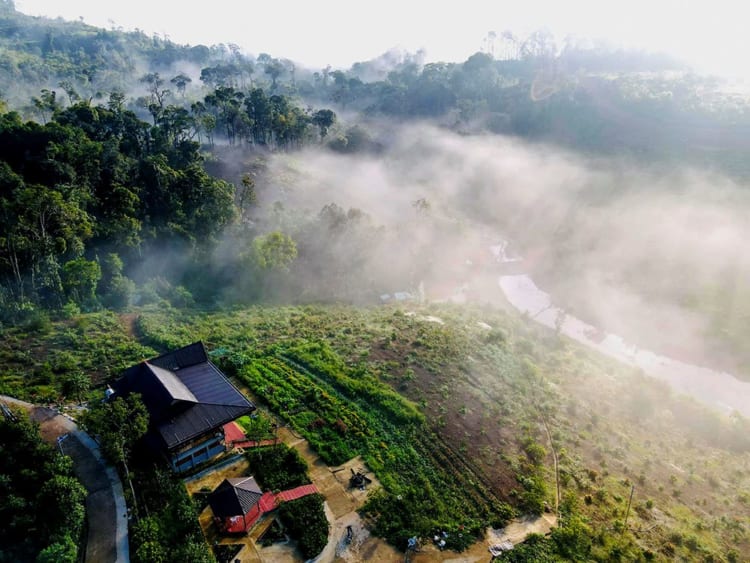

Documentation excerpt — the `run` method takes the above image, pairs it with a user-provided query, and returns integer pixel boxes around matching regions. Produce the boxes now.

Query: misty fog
[246,122,750,374]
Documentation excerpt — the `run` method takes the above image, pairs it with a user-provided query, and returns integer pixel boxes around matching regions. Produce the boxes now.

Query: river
[499,274,750,418]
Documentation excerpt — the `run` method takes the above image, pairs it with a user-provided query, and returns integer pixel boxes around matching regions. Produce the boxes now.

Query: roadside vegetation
[0,412,87,563]
[128,468,214,563]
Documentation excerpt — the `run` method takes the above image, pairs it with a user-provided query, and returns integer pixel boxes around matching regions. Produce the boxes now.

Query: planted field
[224,345,511,549]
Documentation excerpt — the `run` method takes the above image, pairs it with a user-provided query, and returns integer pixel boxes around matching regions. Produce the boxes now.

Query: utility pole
[622,484,635,533]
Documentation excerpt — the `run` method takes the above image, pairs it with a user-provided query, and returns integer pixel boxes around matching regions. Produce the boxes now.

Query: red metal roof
[274,484,319,503]
[223,421,246,444]
[223,422,278,449]
[259,492,277,513]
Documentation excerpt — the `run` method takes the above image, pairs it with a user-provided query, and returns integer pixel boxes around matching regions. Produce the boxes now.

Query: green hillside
[1,3,750,561]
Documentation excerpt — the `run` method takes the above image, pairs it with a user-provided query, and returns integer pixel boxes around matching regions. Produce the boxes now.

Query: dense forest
[2,1,750,562]
[0,413,87,562]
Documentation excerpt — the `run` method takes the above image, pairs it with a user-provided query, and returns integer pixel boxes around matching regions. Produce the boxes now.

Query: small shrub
[60,301,81,319]
[278,494,329,560]
[170,285,195,308]
[685,535,700,552]
[25,309,52,333]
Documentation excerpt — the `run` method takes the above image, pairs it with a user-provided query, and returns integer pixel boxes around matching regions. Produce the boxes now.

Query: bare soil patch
[369,341,520,502]
[119,313,141,342]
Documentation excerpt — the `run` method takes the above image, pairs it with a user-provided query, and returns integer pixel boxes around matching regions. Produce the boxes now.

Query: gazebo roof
[208,477,264,518]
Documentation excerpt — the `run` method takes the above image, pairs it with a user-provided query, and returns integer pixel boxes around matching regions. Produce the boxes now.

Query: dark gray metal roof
[114,342,254,451]
[208,477,263,518]
[145,362,197,404]
[157,403,250,449]
[177,362,247,405]
[150,341,208,371]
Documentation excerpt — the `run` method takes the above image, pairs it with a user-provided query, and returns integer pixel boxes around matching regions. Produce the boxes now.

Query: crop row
[278,341,424,424]
[235,346,512,548]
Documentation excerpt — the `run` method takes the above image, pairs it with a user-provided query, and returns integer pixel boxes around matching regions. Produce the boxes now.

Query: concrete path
[66,430,130,563]
[1,396,129,563]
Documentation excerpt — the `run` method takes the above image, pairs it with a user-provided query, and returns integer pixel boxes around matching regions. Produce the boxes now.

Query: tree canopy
[0,413,86,562]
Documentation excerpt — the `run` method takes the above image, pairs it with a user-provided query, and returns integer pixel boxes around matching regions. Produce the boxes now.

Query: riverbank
[499,274,750,417]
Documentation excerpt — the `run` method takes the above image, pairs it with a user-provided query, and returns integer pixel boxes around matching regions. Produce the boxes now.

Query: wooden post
[622,485,635,533]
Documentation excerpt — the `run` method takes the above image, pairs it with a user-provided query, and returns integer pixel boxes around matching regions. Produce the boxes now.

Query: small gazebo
[207,477,275,533]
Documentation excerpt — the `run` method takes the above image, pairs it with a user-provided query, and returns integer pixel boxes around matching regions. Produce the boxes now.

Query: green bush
[551,515,592,560]
[60,301,81,319]
[25,309,52,333]
[35,534,78,563]
[245,444,310,491]
[102,275,135,309]
[518,474,548,515]
[278,494,329,560]
[494,533,554,562]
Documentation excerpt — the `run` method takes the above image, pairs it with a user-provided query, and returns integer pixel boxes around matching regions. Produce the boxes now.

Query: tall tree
[81,394,149,516]
[204,86,246,145]
[139,73,171,123]
[249,231,297,271]
[311,108,336,138]
[30,89,60,124]
[169,73,192,97]
[264,59,285,91]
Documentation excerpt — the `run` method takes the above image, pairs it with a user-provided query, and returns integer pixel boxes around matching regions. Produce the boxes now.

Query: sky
[14,0,750,77]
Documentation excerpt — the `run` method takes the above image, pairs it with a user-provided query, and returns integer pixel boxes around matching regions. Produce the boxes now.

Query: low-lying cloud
[251,122,750,370]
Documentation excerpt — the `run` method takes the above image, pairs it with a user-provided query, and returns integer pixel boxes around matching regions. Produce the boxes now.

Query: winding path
[539,412,560,515]
[0,396,129,563]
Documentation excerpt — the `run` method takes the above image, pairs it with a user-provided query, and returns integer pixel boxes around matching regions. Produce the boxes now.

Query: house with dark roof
[113,342,255,472]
